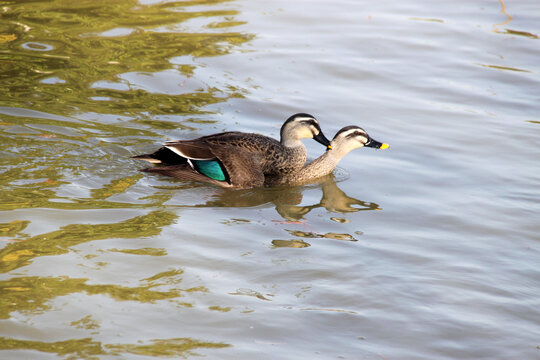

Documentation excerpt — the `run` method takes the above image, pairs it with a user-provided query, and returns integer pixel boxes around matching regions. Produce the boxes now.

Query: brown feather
[132,114,332,188]
[140,145,265,188]
[164,141,217,160]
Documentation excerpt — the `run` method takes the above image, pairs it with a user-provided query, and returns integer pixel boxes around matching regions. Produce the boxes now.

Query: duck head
[280,113,331,148]
[330,126,389,156]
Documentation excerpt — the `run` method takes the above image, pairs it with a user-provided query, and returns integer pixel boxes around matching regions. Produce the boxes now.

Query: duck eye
[301,120,319,131]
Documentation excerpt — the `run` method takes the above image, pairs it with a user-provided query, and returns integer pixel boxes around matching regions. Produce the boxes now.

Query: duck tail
[131,147,188,165]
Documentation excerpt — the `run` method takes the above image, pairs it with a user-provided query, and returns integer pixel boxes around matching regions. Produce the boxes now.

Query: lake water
[1,0,539,359]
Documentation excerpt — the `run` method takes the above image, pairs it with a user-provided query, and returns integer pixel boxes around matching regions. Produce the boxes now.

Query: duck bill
[313,132,332,149]
[365,138,389,149]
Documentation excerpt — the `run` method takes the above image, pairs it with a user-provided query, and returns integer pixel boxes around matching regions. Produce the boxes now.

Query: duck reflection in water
[198,174,380,221]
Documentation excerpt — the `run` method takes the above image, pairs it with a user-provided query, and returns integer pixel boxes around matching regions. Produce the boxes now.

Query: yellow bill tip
[380,143,389,150]
[327,145,332,150]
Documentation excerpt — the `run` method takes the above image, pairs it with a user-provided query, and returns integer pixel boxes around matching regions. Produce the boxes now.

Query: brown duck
[132,113,331,188]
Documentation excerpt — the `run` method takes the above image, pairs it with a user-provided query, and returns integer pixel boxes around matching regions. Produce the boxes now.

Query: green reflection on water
[109,247,168,256]
[71,315,100,330]
[0,336,230,359]
[90,175,142,200]
[0,109,162,210]
[0,0,253,216]
[477,63,531,73]
[287,230,357,241]
[106,338,230,357]
[272,239,311,248]
[0,274,186,319]
[0,210,177,273]
[0,1,243,357]
[208,305,232,312]
[144,268,184,283]
[501,29,539,39]
[0,0,252,116]
[0,337,105,360]
[0,220,30,237]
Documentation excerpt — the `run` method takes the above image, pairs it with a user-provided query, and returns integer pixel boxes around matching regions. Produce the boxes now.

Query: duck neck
[280,137,304,148]
[295,150,342,181]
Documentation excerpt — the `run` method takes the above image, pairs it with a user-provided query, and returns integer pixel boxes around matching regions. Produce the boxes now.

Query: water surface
[1,0,539,359]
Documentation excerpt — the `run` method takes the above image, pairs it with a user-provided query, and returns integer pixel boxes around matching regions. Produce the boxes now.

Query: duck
[265,125,389,186]
[132,113,331,189]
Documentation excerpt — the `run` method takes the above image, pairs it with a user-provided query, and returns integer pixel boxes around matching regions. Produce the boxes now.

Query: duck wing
[131,138,228,165]
[164,140,217,160]
[210,145,265,188]
[196,132,281,153]
[140,143,265,189]
[133,133,269,188]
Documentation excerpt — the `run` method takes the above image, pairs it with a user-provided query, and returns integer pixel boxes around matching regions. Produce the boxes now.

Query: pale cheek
[301,127,315,138]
